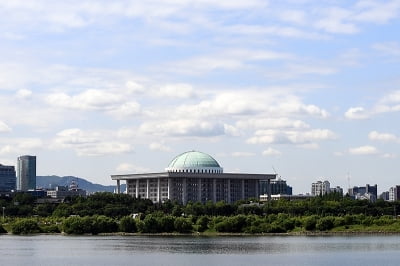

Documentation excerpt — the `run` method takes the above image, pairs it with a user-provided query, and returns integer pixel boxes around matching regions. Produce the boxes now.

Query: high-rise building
[0,164,16,191]
[17,155,36,191]
[311,180,330,196]
[389,186,400,202]
[348,184,378,199]
[260,179,293,195]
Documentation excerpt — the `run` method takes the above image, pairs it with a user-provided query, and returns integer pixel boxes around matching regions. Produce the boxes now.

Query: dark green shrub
[196,216,210,232]
[119,216,137,233]
[160,215,175,233]
[41,224,61,233]
[303,216,318,231]
[92,215,118,234]
[141,214,161,233]
[0,224,7,234]
[174,217,192,233]
[12,219,42,234]
[316,217,335,231]
[62,216,93,234]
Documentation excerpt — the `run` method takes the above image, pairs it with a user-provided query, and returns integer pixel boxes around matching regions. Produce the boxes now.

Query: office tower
[17,155,36,191]
[0,164,16,191]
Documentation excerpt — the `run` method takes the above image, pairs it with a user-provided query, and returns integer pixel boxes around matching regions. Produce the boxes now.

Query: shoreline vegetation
[1,192,400,235]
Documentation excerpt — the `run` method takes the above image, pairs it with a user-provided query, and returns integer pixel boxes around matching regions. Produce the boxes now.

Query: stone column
[167,178,171,200]
[182,178,187,204]
[213,178,217,203]
[198,178,202,202]
[135,179,139,198]
[267,179,271,201]
[255,179,259,199]
[116,180,120,194]
[157,178,161,203]
[227,179,231,203]
[146,179,150,199]
[241,179,245,199]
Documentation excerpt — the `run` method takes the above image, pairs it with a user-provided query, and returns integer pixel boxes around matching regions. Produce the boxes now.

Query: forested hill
[36,175,126,193]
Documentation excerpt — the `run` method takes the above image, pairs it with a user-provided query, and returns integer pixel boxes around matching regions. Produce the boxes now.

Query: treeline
[4,212,400,235]
[1,192,400,235]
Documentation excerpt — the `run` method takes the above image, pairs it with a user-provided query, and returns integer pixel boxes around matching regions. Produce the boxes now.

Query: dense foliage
[1,192,400,235]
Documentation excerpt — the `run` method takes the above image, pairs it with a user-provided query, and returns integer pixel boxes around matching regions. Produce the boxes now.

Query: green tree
[119,216,137,233]
[174,217,192,233]
[12,219,42,234]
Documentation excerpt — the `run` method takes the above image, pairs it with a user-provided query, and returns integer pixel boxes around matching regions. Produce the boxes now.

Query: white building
[111,151,276,204]
[311,180,330,196]
[389,186,400,202]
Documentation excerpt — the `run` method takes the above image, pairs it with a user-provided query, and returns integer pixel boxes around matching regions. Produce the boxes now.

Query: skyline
[0,1,400,194]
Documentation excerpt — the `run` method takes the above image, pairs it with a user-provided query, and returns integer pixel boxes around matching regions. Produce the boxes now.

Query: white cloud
[315,7,358,34]
[139,120,225,137]
[231,152,256,157]
[373,42,400,57]
[278,9,307,25]
[158,83,195,98]
[0,121,12,133]
[262,148,282,156]
[165,49,292,75]
[345,107,370,119]
[15,89,33,99]
[46,89,124,111]
[368,131,398,142]
[175,90,329,119]
[247,129,336,145]
[53,128,133,156]
[354,0,400,24]
[116,163,150,173]
[0,138,43,155]
[236,118,310,130]
[348,145,379,155]
[107,101,141,118]
[126,81,146,94]
[149,142,171,152]
[382,153,397,159]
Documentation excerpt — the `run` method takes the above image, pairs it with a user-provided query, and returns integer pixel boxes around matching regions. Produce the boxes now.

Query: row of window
[169,168,222,174]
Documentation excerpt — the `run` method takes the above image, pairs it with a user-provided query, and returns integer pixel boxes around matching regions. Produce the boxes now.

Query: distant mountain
[36,175,126,193]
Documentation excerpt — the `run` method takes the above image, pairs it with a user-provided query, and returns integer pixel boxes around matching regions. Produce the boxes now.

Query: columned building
[17,155,36,191]
[111,151,276,204]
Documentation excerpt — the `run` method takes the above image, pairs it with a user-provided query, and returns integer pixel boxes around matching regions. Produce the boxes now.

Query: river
[1,235,400,266]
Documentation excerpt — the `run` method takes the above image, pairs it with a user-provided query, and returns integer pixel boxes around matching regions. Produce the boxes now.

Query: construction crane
[272,166,282,180]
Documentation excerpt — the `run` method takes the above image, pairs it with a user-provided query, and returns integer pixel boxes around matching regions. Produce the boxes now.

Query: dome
[166,151,223,174]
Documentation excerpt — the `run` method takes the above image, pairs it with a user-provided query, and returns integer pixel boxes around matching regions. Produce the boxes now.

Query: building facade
[389,186,400,202]
[260,179,292,195]
[311,180,331,196]
[17,155,36,191]
[348,184,378,198]
[111,151,276,204]
[0,164,16,191]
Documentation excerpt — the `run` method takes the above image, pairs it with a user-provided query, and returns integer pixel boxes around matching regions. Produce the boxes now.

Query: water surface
[1,235,400,266]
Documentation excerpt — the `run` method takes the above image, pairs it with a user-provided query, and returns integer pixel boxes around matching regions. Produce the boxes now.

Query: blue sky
[1,0,400,194]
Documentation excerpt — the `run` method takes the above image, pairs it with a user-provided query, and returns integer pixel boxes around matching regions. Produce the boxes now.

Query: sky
[1,0,400,194]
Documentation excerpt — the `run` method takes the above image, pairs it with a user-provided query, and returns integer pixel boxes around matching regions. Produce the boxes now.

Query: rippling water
[1,235,400,266]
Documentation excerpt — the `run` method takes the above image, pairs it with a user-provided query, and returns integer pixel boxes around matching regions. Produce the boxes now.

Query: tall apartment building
[348,184,378,199]
[311,180,330,196]
[260,179,293,195]
[389,186,400,202]
[0,164,16,191]
[17,155,36,191]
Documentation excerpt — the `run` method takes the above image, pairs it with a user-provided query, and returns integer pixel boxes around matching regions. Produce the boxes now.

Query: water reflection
[1,235,400,266]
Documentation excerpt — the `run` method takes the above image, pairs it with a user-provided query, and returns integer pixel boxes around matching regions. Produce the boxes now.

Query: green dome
[166,151,223,173]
